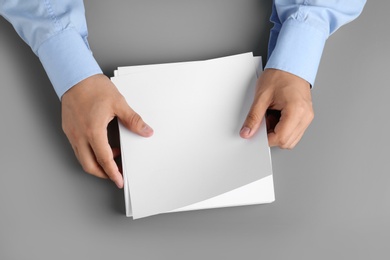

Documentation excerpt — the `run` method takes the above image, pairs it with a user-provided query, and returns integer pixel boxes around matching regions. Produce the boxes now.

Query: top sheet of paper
[112,53,272,219]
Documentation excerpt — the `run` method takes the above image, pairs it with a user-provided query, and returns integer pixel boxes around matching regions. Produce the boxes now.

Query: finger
[268,106,313,149]
[289,130,306,149]
[268,124,301,148]
[76,141,109,179]
[286,114,314,148]
[115,97,153,137]
[267,132,278,147]
[240,93,271,139]
[268,105,302,148]
[89,129,124,189]
[284,107,314,148]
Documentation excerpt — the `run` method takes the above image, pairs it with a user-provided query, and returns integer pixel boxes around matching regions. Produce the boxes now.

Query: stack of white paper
[111,53,274,219]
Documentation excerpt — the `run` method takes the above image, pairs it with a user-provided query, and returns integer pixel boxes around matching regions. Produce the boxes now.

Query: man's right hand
[61,74,153,188]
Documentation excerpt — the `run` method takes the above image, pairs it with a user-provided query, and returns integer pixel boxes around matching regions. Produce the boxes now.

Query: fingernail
[141,124,154,136]
[240,126,251,137]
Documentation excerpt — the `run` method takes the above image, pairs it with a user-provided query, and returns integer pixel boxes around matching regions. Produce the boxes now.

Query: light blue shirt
[266,0,366,85]
[0,0,366,98]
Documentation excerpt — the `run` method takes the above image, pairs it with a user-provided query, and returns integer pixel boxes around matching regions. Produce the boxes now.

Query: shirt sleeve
[265,0,366,86]
[0,0,102,98]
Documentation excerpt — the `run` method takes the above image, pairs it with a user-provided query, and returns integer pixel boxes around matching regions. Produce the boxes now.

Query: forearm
[0,0,102,98]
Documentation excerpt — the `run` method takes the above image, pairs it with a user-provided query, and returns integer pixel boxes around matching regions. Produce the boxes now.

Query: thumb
[115,98,153,137]
[240,93,270,139]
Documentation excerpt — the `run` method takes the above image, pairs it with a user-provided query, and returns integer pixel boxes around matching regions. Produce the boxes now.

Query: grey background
[0,1,389,259]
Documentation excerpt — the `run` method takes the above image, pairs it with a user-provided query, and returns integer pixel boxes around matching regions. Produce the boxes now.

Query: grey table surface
[1,1,389,259]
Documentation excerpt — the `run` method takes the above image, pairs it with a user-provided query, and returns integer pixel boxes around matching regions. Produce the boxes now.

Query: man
[0,0,366,188]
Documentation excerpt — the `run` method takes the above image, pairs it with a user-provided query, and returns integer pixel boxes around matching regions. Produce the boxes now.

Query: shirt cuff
[265,18,328,86]
[37,28,103,99]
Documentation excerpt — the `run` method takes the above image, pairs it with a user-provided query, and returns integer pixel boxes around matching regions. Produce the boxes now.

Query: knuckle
[96,156,111,168]
[280,143,293,150]
[288,143,296,150]
[82,162,99,175]
[293,101,307,115]
[308,109,315,122]
[246,112,261,125]
[85,128,99,141]
[278,136,290,149]
[256,86,273,100]
[279,144,289,150]
[128,113,142,128]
